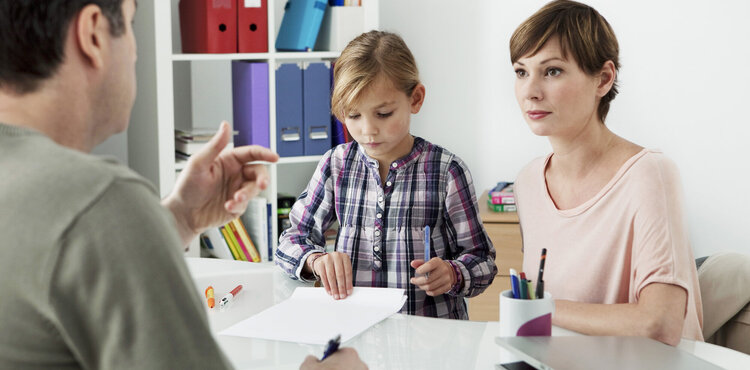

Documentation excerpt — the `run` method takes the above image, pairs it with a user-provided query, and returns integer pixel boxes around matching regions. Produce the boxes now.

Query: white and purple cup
[499,289,554,337]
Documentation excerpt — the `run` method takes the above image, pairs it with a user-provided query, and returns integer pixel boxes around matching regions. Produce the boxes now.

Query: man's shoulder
[1,135,159,236]
[19,135,155,196]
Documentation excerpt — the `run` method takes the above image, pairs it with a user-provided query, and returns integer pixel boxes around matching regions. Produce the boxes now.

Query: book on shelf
[202,227,235,260]
[202,220,262,262]
[227,220,253,262]
[231,218,261,262]
[489,182,514,196]
[220,225,246,261]
[241,197,272,262]
[489,182,515,205]
[175,128,222,141]
[174,128,236,157]
[486,199,517,213]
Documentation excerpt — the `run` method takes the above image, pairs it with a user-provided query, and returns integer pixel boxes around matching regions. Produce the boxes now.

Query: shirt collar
[355,136,427,171]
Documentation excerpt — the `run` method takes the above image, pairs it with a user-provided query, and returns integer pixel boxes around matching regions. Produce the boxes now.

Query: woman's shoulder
[627,149,682,181]
[621,149,684,197]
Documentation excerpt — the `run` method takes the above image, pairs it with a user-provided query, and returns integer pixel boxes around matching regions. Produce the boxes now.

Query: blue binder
[275,63,304,157]
[275,0,327,51]
[302,62,331,155]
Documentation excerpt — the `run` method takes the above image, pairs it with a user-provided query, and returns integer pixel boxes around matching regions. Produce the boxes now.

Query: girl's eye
[377,112,393,118]
[515,69,527,78]
[348,113,361,120]
[546,68,562,77]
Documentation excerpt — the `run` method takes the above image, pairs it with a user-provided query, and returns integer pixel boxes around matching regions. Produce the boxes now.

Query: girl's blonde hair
[331,30,420,121]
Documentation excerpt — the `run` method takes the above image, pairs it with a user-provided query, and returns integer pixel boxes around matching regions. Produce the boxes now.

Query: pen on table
[423,225,431,278]
[535,248,547,299]
[219,284,243,309]
[205,286,215,308]
[509,268,521,299]
[321,334,341,361]
[519,272,528,300]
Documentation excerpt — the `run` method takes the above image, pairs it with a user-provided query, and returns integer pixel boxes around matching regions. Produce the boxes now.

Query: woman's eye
[546,68,562,77]
[515,69,527,78]
[348,114,361,120]
[377,112,393,118]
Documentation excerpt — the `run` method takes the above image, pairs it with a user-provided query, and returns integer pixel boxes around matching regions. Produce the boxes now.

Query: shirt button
[376,213,382,219]
[374,246,380,252]
[378,196,384,202]
[374,230,381,236]
[374,260,381,268]
[392,162,398,168]
[386,181,392,187]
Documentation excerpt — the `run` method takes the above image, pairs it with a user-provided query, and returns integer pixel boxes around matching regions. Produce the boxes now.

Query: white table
[186,258,750,370]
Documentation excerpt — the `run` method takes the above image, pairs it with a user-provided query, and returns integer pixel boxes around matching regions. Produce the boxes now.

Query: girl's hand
[409,258,457,296]
[311,251,354,300]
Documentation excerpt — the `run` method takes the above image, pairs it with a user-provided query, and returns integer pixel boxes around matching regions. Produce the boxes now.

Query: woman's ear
[596,60,616,97]
[410,83,426,114]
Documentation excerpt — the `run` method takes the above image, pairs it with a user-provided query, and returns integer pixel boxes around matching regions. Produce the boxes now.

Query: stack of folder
[488,182,516,212]
[275,62,333,157]
[179,0,268,54]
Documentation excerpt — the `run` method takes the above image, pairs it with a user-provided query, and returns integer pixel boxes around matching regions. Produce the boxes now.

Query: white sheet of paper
[219,287,407,345]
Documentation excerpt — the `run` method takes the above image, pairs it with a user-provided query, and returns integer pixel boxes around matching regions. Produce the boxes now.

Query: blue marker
[509,268,521,299]
[424,225,431,262]
[423,226,431,279]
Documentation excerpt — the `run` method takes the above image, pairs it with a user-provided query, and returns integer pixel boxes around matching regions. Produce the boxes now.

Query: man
[0,0,365,369]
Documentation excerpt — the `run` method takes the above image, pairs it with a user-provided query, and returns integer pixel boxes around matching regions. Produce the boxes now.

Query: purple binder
[232,61,270,148]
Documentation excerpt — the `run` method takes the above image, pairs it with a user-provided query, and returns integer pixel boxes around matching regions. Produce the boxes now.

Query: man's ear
[410,83,426,114]
[75,4,109,69]
[596,60,616,97]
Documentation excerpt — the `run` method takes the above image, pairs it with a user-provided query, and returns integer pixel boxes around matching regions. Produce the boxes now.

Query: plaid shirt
[275,137,497,319]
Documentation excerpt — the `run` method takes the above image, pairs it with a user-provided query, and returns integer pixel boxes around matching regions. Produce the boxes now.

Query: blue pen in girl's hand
[424,226,431,262]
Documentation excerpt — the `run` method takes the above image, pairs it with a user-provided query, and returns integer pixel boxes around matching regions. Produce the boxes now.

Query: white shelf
[172,51,341,62]
[130,0,378,258]
[172,53,273,61]
[277,156,324,165]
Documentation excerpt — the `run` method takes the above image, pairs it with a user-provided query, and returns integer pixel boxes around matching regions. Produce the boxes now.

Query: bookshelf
[129,0,379,257]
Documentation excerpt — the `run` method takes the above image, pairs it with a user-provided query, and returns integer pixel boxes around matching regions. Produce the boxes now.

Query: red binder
[237,0,268,53]
[179,0,237,53]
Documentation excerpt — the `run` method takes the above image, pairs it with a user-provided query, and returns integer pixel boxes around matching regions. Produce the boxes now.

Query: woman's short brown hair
[510,0,620,122]
[331,30,420,122]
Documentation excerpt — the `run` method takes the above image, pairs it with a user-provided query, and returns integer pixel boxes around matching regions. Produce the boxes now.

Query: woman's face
[513,36,603,139]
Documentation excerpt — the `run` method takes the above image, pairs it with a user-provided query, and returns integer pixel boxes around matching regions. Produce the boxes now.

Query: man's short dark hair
[0,0,126,95]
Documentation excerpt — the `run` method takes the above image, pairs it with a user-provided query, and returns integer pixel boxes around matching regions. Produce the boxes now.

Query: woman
[511,0,703,345]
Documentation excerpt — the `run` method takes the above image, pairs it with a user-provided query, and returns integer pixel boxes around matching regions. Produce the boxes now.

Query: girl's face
[344,75,424,165]
[513,36,604,139]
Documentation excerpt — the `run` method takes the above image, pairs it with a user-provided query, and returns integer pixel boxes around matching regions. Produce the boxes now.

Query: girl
[275,31,497,319]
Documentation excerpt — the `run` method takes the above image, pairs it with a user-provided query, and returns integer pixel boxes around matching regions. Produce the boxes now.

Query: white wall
[381,0,750,257]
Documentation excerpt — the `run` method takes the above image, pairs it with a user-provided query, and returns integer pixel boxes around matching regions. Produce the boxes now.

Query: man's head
[0,0,126,95]
[0,0,138,151]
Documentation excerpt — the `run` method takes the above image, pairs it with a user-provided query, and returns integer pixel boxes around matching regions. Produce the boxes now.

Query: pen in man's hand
[321,334,341,361]
[535,248,547,299]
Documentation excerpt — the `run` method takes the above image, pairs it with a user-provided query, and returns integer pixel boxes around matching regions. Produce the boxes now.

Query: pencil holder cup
[499,289,554,337]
